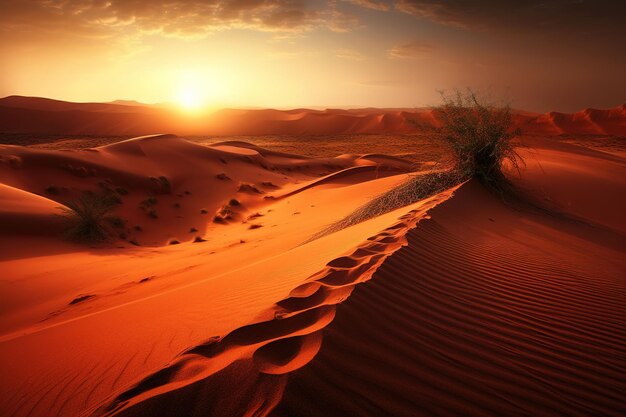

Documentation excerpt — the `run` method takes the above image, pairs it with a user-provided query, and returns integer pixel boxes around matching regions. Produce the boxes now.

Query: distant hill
[0,96,624,137]
[108,99,173,109]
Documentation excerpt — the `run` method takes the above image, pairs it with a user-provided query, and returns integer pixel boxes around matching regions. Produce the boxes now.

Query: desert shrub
[433,89,522,191]
[149,176,172,194]
[306,90,523,242]
[108,194,123,205]
[238,183,264,194]
[59,191,121,242]
[217,205,235,220]
[158,176,172,194]
[140,197,158,207]
[107,216,125,228]
[45,185,60,195]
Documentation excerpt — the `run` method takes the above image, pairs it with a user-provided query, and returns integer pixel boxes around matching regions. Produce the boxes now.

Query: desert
[1,97,625,416]
[1,1,625,416]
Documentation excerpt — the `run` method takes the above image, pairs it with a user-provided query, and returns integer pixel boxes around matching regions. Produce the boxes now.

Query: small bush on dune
[434,89,522,192]
[306,89,524,241]
[59,192,121,243]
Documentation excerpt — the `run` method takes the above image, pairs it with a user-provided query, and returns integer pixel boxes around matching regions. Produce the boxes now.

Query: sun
[176,87,203,111]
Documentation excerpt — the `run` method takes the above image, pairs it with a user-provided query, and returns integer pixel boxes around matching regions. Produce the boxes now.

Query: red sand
[273,180,625,417]
[0,115,625,416]
[1,96,624,136]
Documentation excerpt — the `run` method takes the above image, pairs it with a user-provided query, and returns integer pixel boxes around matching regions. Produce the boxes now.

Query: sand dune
[273,181,625,417]
[513,137,626,233]
[526,105,626,136]
[1,134,411,247]
[0,126,624,416]
[0,135,422,416]
[2,96,624,136]
[88,189,457,417]
[87,138,625,417]
[0,183,66,236]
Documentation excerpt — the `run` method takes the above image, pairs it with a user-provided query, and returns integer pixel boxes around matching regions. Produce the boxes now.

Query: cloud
[394,0,625,35]
[388,41,433,58]
[0,0,336,40]
[345,0,390,11]
[326,1,363,32]
[335,48,366,60]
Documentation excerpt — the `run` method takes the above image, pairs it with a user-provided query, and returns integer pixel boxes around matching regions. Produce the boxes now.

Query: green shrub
[59,192,121,242]
[306,89,524,242]
[433,89,522,191]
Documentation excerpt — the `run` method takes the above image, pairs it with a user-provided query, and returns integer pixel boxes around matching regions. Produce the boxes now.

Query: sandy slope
[85,137,625,417]
[270,139,626,417]
[273,181,625,417]
[0,136,418,416]
[0,132,624,416]
[0,134,405,249]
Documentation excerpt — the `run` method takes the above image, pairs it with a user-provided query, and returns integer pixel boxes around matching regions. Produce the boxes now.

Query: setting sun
[176,87,203,111]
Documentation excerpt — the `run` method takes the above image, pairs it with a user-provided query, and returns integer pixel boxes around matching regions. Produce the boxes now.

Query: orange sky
[0,0,624,112]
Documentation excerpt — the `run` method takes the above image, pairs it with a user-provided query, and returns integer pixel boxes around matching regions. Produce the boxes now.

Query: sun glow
[173,69,217,113]
[176,87,203,111]
[170,68,234,113]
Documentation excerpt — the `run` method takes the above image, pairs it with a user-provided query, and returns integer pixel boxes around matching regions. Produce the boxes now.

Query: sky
[0,0,624,112]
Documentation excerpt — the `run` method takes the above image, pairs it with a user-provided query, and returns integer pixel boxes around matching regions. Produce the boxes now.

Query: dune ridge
[0,134,413,247]
[86,187,460,417]
[2,96,625,136]
[272,180,626,416]
[89,176,626,417]
[0,135,424,417]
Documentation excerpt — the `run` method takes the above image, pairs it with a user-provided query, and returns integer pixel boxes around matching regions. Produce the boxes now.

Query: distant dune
[1,96,624,136]
[525,105,626,136]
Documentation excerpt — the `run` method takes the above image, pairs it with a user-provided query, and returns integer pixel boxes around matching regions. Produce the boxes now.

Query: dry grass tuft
[58,191,121,243]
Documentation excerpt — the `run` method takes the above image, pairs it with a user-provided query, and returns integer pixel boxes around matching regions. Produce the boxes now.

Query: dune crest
[2,96,624,136]
[89,186,459,417]
[273,180,626,417]
[0,135,411,247]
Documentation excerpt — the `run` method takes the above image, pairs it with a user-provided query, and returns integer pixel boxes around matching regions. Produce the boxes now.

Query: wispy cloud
[0,0,359,40]
[345,0,391,11]
[388,40,433,58]
[335,48,367,60]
